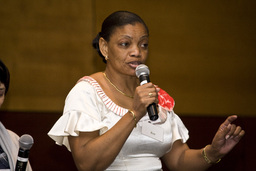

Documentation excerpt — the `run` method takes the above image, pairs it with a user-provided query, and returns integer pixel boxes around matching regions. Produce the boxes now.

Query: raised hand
[210,115,245,158]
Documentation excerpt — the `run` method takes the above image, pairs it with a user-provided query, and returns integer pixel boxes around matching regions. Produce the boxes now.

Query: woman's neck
[103,70,138,97]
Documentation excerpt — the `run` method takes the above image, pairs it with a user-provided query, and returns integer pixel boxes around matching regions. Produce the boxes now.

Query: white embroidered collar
[78,76,128,116]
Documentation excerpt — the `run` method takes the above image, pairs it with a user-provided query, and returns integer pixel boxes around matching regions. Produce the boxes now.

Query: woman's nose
[130,45,141,57]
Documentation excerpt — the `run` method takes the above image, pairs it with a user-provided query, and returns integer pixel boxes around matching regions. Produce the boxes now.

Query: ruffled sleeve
[169,111,189,144]
[48,81,108,151]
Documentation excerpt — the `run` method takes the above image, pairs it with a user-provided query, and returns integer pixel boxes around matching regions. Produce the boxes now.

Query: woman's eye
[0,91,4,97]
[141,43,148,49]
[119,42,130,47]
[143,43,148,48]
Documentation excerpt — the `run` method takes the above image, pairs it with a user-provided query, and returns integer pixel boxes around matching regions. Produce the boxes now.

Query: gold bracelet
[202,145,221,164]
[128,109,137,127]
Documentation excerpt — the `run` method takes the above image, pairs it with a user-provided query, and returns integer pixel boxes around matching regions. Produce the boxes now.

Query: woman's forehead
[111,23,148,38]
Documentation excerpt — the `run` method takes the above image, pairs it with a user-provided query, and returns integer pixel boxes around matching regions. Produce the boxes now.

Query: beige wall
[1,0,255,116]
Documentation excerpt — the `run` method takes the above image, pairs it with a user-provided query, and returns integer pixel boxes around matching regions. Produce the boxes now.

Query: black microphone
[15,134,34,171]
[135,64,159,121]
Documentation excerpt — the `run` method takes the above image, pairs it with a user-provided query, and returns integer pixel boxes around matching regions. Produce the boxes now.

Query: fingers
[224,115,237,126]
[225,124,245,141]
[219,116,245,141]
[146,84,159,103]
[234,129,245,141]
[154,84,160,92]
[135,83,159,105]
[140,83,158,97]
[219,115,237,132]
[225,124,235,139]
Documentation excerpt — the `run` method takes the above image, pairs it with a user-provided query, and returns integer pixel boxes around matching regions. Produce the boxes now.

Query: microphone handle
[139,75,159,121]
[147,103,158,121]
[139,75,150,85]
[15,148,29,171]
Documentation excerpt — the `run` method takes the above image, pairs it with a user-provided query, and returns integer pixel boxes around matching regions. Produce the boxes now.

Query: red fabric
[158,88,175,111]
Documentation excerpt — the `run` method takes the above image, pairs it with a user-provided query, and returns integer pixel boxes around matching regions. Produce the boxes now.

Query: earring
[105,56,109,61]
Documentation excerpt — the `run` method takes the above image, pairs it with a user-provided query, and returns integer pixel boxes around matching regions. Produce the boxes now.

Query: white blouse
[48,76,189,171]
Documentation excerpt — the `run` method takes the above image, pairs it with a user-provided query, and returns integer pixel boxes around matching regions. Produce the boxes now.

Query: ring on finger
[148,92,153,97]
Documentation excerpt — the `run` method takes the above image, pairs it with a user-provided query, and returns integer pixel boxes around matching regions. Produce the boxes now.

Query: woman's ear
[99,37,108,58]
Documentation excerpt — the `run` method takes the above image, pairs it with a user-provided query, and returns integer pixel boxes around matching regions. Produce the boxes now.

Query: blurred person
[0,59,32,171]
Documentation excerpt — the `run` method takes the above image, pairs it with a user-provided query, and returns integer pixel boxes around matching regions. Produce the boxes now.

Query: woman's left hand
[209,115,245,159]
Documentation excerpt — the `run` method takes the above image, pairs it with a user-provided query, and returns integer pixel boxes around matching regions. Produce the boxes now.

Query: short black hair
[0,60,10,95]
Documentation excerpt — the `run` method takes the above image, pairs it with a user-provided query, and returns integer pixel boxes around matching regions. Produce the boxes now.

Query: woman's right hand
[132,82,160,120]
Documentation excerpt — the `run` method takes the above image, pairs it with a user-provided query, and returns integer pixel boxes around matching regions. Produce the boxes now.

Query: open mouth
[128,61,142,68]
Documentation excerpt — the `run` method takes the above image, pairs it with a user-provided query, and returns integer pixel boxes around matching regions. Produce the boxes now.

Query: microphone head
[135,64,150,78]
[19,134,34,150]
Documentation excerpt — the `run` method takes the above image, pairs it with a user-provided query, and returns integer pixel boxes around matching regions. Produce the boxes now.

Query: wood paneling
[1,0,255,116]
[0,1,95,111]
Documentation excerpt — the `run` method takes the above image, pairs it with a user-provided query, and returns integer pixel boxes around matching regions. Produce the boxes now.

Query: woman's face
[0,83,5,108]
[103,22,149,76]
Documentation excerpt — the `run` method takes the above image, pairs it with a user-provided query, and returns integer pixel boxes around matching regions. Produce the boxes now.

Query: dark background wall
[0,0,255,170]
[0,111,253,171]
